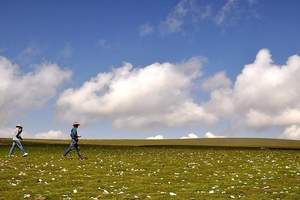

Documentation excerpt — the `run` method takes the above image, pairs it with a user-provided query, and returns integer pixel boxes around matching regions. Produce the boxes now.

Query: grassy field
[1,138,300,149]
[0,138,299,199]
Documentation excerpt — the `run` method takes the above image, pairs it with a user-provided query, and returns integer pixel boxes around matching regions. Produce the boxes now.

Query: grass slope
[1,138,300,149]
[0,138,299,199]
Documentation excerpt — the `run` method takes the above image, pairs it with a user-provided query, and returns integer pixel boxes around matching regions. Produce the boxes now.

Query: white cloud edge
[280,125,300,140]
[180,132,199,139]
[56,56,216,130]
[55,48,300,139]
[146,134,164,139]
[2,45,300,140]
[0,128,66,139]
[0,55,72,125]
[151,0,258,35]
[34,130,67,139]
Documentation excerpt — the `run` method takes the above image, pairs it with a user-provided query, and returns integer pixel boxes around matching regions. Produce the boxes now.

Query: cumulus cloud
[56,48,300,138]
[201,71,231,91]
[180,132,198,139]
[34,130,66,139]
[234,49,300,129]
[205,132,225,138]
[0,56,72,124]
[205,48,300,135]
[280,125,300,140]
[56,57,216,129]
[146,134,164,139]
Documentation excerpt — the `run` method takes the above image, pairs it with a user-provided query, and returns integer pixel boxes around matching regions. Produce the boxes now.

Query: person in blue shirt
[8,124,28,157]
[63,122,84,160]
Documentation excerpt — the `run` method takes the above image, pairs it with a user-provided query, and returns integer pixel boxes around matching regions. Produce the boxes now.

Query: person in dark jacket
[8,124,28,157]
[63,122,84,160]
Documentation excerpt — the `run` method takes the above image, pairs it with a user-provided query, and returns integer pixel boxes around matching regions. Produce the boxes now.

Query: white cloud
[234,49,300,129]
[56,57,216,129]
[34,130,66,139]
[215,0,238,25]
[0,126,32,139]
[139,23,154,36]
[201,71,231,91]
[205,132,225,138]
[205,49,300,134]
[0,127,15,138]
[280,125,300,140]
[160,0,211,33]
[56,48,300,138]
[158,0,258,34]
[0,127,66,139]
[0,56,72,124]
[146,134,164,139]
[160,0,188,33]
[215,0,260,27]
[180,132,198,139]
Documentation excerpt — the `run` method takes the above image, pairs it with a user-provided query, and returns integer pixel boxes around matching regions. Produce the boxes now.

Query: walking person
[8,124,28,157]
[63,122,84,160]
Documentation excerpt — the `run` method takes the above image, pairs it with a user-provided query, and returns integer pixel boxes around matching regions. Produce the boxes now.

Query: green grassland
[0,138,299,200]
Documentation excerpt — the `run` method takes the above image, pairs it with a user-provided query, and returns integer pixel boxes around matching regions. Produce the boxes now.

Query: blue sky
[0,0,300,139]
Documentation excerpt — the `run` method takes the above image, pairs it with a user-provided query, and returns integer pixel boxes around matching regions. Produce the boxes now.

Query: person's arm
[75,129,81,138]
[16,128,23,140]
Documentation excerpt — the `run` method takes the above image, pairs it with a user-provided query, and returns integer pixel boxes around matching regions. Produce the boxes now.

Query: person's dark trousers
[63,139,82,158]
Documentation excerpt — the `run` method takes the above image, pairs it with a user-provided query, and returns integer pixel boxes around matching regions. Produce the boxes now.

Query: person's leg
[74,143,83,158]
[15,140,26,155]
[63,140,75,156]
[8,141,16,156]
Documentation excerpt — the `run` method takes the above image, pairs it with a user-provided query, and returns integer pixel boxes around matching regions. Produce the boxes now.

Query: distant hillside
[0,138,299,149]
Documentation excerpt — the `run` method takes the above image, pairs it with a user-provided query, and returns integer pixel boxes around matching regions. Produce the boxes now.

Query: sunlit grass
[0,143,299,199]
